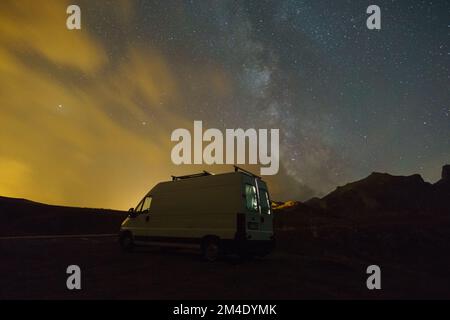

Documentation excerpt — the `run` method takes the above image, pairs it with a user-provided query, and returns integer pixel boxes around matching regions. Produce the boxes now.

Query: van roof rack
[171,171,213,181]
[233,165,261,179]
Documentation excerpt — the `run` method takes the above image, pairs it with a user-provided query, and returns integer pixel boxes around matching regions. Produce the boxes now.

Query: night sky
[0,0,449,209]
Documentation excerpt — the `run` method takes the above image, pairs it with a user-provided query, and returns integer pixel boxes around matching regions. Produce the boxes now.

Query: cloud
[0,1,193,209]
[0,46,189,208]
[0,0,107,72]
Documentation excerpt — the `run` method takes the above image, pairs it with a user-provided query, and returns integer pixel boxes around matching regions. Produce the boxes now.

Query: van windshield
[259,189,271,215]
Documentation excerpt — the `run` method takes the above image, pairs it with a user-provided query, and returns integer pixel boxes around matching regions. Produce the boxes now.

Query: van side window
[259,189,271,215]
[245,184,258,212]
[141,196,152,212]
[135,200,144,212]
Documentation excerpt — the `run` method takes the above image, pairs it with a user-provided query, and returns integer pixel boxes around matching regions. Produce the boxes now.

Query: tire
[119,231,134,252]
[201,237,220,262]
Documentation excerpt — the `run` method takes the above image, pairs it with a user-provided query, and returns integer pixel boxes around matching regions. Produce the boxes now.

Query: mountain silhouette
[0,196,126,236]
[279,164,450,219]
[434,164,450,196]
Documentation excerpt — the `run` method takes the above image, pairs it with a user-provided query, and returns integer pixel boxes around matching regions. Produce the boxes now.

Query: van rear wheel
[119,232,134,252]
[201,237,220,262]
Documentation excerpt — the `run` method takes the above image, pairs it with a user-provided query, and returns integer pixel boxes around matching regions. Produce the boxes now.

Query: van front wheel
[201,237,220,262]
[119,232,134,252]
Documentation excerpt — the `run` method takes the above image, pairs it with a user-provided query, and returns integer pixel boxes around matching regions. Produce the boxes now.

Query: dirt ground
[1,236,448,300]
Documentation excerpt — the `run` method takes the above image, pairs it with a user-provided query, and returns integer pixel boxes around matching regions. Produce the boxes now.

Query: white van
[119,166,274,261]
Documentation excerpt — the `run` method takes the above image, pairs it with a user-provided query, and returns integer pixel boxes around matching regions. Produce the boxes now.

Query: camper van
[119,166,274,261]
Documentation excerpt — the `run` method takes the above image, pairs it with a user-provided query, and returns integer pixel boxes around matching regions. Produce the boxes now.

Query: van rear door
[256,179,273,239]
[241,175,273,241]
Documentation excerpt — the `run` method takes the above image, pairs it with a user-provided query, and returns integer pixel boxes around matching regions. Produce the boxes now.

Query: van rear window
[245,184,258,212]
[260,189,271,215]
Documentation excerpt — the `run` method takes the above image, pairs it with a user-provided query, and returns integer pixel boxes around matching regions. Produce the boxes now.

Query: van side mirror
[128,207,138,218]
